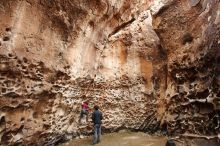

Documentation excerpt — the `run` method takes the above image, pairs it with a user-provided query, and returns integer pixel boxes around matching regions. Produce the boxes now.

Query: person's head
[94,105,99,110]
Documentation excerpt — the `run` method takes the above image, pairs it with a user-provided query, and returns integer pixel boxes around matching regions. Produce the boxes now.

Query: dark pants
[93,124,101,144]
[80,109,88,122]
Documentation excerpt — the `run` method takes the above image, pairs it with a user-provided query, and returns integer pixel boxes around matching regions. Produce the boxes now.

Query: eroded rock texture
[152,0,220,136]
[0,0,219,145]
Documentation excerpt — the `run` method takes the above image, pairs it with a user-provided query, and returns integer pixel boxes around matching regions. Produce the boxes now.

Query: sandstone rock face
[152,0,220,136]
[0,0,219,145]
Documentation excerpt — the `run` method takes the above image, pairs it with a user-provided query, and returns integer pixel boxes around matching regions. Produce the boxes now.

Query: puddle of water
[59,132,184,146]
[59,131,220,146]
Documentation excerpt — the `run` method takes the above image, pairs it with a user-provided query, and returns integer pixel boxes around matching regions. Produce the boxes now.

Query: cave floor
[59,132,188,146]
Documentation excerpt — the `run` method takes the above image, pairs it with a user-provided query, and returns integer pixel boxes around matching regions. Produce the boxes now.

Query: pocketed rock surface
[0,0,219,145]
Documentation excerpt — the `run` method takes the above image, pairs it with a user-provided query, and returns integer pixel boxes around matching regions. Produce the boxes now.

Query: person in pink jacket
[79,101,89,123]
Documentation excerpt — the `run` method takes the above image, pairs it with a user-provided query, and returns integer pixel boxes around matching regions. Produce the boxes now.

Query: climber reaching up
[79,101,89,123]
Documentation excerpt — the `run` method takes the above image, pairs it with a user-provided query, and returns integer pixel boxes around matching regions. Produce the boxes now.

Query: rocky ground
[0,0,219,145]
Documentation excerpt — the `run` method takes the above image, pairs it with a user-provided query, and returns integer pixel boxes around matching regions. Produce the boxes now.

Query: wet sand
[60,132,185,146]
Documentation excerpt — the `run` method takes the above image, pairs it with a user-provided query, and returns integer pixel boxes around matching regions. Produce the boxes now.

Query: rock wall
[152,0,220,136]
[0,0,219,145]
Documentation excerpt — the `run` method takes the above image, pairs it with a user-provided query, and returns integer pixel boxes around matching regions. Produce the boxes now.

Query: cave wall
[152,0,220,136]
[0,0,219,145]
[0,0,160,145]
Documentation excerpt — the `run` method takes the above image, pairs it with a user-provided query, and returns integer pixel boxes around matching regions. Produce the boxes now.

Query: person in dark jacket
[92,105,103,145]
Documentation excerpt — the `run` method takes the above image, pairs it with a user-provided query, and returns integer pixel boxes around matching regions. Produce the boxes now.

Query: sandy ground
[59,132,186,146]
